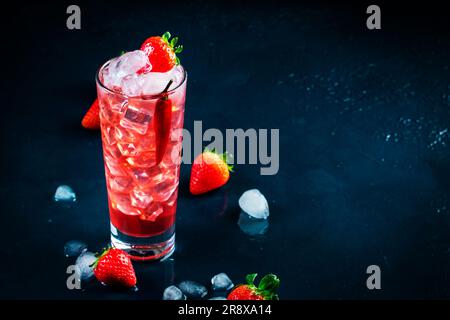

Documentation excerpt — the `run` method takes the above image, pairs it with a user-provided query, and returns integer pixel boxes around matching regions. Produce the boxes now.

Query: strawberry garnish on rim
[227,273,280,300]
[140,31,183,73]
[82,35,183,130]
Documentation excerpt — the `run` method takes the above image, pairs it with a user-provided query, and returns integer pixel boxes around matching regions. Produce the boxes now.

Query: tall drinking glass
[96,60,187,261]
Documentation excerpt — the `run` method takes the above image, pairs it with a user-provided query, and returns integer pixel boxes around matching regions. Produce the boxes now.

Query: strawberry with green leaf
[81,98,100,129]
[227,273,280,300]
[93,248,137,288]
[140,31,183,72]
[189,149,233,195]
[82,33,183,130]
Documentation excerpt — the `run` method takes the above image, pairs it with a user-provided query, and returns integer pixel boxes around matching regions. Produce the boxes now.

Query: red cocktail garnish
[154,80,174,165]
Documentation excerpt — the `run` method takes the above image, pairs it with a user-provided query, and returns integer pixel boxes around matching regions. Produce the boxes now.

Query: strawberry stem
[246,273,258,285]
[243,273,280,300]
[160,31,183,65]
[162,31,171,42]
[203,148,234,172]
[92,246,111,269]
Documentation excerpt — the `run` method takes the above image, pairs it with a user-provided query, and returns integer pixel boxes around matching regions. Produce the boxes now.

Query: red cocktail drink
[96,50,186,261]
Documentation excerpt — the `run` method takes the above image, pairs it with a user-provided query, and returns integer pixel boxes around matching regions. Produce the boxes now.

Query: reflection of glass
[238,211,269,236]
[164,258,175,284]
[96,60,187,261]
[216,192,229,216]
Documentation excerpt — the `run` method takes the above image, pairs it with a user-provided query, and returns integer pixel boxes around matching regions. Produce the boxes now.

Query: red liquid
[98,79,186,238]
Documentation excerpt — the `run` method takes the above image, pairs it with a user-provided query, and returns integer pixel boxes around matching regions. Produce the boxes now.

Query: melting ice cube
[238,189,269,219]
[108,176,132,194]
[139,202,163,221]
[238,211,269,236]
[103,50,150,89]
[140,72,177,95]
[211,273,234,291]
[178,281,208,299]
[54,185,76,202]
[75,251,97,281]
[64,240,87,258]
[121,74,145,97]
[130,188,153,209]
[163,285,186,300]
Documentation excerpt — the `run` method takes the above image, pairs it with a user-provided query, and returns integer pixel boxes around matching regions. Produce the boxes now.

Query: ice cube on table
[64,240,87,258]
[238,189,269,219]
[209,297,227,300]
[75,251,97,281]
[178,281,208,299]
[211,273,234,291]
[163,285,186,300]
[238,211,269,236]
[103,50,150,89]
[54,185,76,202]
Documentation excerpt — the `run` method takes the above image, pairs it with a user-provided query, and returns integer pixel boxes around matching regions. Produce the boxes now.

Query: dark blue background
[0,1,449,299]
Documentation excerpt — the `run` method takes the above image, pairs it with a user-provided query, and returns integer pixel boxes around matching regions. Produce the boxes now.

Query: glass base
[110,224,175,261]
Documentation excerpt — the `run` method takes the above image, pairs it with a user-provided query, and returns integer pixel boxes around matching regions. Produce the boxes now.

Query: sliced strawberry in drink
[153,80,174,165]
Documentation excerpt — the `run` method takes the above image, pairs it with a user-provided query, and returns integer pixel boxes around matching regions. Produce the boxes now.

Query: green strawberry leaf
[258,274,280,292]
[162,31,171,42]
[224,152,234,172]
[170,37,178,47]
[174,45,183,54]
[202,148,234,172]
[92,246,111,269]
[246,273,258,285]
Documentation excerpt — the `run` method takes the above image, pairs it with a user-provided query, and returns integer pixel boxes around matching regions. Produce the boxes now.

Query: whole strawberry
[140,31,183,72]
[81,99,100,129]
[189,149,233,195]
[94,248,137,288]
[227,273,280,300]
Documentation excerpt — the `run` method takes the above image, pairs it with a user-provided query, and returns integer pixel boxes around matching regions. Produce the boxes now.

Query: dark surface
[0,1,449,299]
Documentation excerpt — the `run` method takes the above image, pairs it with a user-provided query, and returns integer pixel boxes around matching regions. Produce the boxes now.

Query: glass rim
[95,59,187,100]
